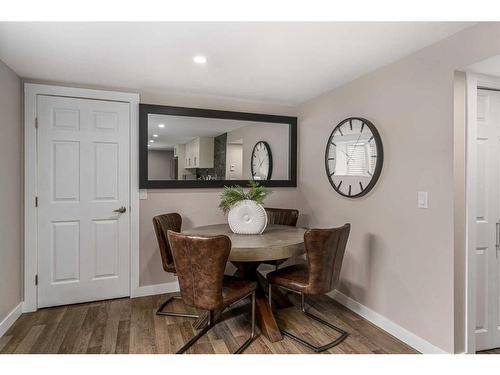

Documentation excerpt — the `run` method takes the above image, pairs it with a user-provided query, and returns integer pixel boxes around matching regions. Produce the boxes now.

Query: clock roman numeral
[359,182,364,191]
[360,122,365,133]
[336,180,343,190]
[349,119,353,130]
[338,128,344,136]
[348,185,352,196]
[368,135,374,143]
[331,141,336,146]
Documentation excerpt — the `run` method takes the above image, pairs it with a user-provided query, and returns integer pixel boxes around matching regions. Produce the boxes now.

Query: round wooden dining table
[183,223,306,342]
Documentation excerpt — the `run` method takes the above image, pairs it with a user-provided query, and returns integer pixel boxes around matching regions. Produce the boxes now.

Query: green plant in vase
[219,181,272,234]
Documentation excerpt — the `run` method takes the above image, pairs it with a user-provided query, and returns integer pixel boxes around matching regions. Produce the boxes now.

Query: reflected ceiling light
[158,124,165,128]
[152,134,159,138]
[149,140,154,143]
[193,55,207,64]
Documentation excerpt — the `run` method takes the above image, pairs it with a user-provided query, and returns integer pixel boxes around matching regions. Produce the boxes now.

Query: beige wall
[296,23,500,353]
[148,149,175,180]
[0,59,22,322]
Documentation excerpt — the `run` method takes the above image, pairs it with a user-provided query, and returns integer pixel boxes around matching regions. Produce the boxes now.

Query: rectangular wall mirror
[139,104,297,188]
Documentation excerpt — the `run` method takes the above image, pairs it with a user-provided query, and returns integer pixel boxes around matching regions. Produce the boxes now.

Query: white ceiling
[147,114,277,150]
[0,22,471,105]
[466,54,500,77]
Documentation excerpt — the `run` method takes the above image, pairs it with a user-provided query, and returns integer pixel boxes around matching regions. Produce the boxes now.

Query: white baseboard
[328,290,448,354]
[131,281,180,298]
[0,303,23,338]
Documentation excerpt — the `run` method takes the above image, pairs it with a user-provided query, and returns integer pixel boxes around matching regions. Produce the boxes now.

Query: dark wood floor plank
[153,306,172,354]
[0,335,12,352]
[210,339,230,354]
[1,293,419,355]
[69,304,101,354]
[14,325,45,354]
[168,323,185,353]
[100,299,125,354]
[115,320,131,354]
[30,305,67,354]
[130,297,157,354]
[478,347,500,354]
[38,305,84,353]
[0,312,40,353]
[211,320,240,353]
[58,305,89,354]
[86,302,109,354]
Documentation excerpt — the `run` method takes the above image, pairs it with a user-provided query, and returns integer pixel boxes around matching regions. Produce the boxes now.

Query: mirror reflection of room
[147,114,289,181]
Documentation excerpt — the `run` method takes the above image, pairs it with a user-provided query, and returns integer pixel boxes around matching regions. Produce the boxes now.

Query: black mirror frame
[139,104,297,189]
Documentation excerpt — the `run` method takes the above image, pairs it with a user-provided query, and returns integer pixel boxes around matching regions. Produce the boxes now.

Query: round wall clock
[325,117,383,198]
[251,141,273,180]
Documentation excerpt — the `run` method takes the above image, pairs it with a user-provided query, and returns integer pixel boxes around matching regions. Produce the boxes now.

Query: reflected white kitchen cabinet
[184,137,214,169]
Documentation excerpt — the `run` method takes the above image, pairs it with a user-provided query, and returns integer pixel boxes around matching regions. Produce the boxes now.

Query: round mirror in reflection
[251,141,273,180]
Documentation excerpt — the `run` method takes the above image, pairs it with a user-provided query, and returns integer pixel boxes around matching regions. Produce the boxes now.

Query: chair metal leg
[177,291,258,354]
[234,291,257,354]
[156,295,199,318]
[269,284,348,353]
[268,284,272,309]
[176,311,214,354]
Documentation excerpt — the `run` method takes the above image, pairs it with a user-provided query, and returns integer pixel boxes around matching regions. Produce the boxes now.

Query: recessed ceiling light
[158,124,165,128]
[193,55,207,64]
[153,134,158,138]
[149,140,154,143]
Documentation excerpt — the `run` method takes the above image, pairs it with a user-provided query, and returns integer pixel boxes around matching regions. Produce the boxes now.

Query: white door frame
[23,84,141,312]
[465,73,500,353]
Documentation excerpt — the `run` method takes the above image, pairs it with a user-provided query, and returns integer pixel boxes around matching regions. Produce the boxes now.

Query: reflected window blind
[369,142,376,173]
[346,144,367,175]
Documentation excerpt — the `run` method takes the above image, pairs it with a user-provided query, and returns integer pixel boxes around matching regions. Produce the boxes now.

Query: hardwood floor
[0,293,418,354]
[478,348,500,354]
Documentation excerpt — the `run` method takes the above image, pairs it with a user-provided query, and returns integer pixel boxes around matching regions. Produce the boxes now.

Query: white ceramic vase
[227,199,268,235]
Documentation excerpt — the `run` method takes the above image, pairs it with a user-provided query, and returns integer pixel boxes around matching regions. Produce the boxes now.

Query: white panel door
[37,95,130,308]
[475,89,500,351]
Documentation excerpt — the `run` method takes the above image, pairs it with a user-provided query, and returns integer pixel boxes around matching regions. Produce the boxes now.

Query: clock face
[325,118,383,198]
[251,141,273,180]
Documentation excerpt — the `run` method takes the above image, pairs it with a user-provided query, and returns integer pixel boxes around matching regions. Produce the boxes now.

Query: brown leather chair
[167,231,258,354]
[265,207,299,227]
[152,213,198,319]
[264,207,299,270]
[267,224,351,352]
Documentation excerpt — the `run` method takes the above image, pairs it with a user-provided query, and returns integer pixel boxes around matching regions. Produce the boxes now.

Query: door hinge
[35,196,38,207]
[35,274,38,286]
[35,117,38,129]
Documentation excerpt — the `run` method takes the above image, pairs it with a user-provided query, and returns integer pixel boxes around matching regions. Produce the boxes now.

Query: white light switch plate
[139,189,148,200]
[417,191,428,209]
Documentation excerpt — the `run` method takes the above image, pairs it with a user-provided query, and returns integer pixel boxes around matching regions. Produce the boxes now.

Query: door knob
[113,206,127,214]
